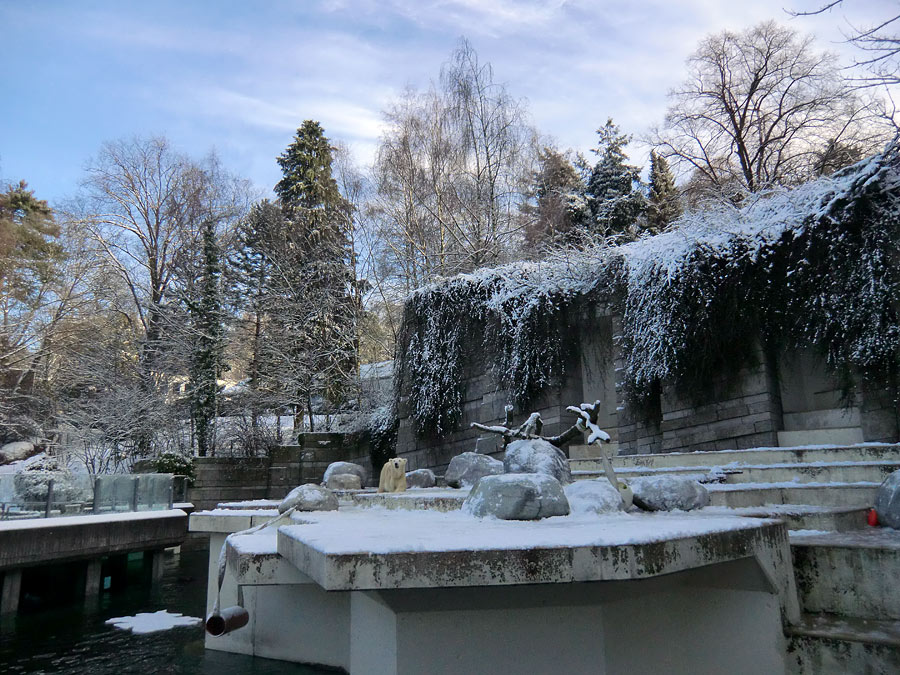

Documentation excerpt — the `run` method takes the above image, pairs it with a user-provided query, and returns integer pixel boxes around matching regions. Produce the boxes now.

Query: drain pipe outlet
[206,606,250,636]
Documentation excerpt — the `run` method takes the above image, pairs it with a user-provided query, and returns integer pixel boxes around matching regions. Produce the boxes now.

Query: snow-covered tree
[523,146,589,248]
[586,119,646,240]
[645,151,681,234]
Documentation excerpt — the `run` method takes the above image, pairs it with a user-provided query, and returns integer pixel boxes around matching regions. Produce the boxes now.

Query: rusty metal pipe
[205,606,249,636]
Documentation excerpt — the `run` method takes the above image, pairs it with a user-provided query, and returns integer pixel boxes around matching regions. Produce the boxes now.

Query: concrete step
[573,461,900,486]
[705,482,879,508]
[786,613,900,674]
[698,505,869,532]
[569,443,900,472]
[790,528,900,620]
[783,407,861,431]
[569,441,619,459]
[778,428,865,447]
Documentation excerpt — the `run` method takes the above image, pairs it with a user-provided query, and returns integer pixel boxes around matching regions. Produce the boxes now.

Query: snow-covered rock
[503,438,571,484]
[405,468,436,489]
[875,470,900,529]
[322,461,367,487]
[279,484,339,514]
[0,441,35,464]
[564,479,626,515]
[629,475,710,512]
[462,473,570,520]
[444,452,504,488]
[326,473,362,490]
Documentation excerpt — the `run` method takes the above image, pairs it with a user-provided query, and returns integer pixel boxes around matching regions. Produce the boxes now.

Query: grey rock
[629,475,710,512]
[503,438,572,485]
[405,468,436,489]
[444,452,504,488]
[875,470,900,529]
[564,479,625,515]
[279,483,339,514]
[326,473,362,490]
[462,473,570,520]
[0,441,35,464]
[322,461,367,487]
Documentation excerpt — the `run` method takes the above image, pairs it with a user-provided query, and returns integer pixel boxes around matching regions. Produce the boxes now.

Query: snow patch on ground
[105,610,202,634]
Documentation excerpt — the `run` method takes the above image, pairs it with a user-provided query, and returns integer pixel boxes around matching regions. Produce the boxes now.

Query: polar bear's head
[391,457,407,472]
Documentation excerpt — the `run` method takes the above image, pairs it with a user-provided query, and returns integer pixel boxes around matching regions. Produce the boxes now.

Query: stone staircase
[569,443,900,674]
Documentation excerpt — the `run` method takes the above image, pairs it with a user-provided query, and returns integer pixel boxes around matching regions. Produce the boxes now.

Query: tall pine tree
[586,119,646,240]
[646,151,682,234]
[274,121,357,429]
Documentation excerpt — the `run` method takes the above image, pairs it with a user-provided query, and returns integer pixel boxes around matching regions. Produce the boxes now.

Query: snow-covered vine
[397,143,900,435]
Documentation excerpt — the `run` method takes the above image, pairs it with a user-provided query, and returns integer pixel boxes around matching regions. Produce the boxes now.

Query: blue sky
[1,0,893,205]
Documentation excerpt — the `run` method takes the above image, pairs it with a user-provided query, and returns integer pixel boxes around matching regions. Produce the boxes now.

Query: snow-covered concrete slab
[189,509,279,533]
[347,487,468,512]
[277,508,799,622]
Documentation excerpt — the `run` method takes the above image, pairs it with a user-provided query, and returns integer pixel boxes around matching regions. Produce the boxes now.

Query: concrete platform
[699,505,869,532]
[786,613,900,674]
[790,528,900,621]
[706,482,879,508]
[576,460,900,485]
[0,509,188,571]
[194,505,801,674]
[570,443,900,472]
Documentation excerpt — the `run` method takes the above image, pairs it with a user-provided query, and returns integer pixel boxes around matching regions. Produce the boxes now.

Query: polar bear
[378,457,408,493]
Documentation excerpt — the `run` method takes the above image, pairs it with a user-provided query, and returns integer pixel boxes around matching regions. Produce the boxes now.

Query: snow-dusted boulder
[326,473,362,490]
[503,438,571,485]
[405,468,436,489]
[322,461,367,487]
[564,479,626,515]
[629,475,709,512]
[444,452,504,488]
[875,470,900,529]
[0,441,35,464]
[279,484,339,514]
[462,473,570,520]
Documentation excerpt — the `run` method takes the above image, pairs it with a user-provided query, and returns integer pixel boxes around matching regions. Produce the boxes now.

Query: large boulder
[322,461,367,487]
[405,468,436,489]
[503,438,571,485]
[0,441,36,464]
[875,470,900,529]
[564,479,626,515]
[629,475,710,512]
[279,483,339,514]
[462,473,570,520]
[444,452,504,488]
[326,473,362,490]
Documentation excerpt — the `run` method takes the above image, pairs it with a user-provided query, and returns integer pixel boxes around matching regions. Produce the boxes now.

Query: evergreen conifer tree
[273,121,357,428]
[646,151,682,233]
[586,119,646,240]
[186,218,226,456]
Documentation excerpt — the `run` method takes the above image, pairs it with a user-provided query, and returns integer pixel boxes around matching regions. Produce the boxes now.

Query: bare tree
[369,40,538,294]
[80,136,250,454]
[791,2,900,91]
[651,21,893,197]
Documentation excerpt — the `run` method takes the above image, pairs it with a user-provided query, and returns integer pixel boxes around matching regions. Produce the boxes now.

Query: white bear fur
[378,457,408,493]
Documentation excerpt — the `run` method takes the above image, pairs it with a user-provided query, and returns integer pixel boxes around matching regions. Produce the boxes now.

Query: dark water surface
[0,548,328,675]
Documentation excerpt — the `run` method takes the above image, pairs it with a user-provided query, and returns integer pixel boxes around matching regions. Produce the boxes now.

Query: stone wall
[188,433,375,510]
[395,307,900,465]
[189,457,270,512]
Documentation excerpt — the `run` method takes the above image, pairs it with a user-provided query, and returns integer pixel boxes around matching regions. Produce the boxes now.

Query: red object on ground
[868,508,879,527]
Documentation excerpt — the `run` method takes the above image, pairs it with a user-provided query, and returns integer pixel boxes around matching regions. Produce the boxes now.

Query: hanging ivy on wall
[396,144,900,437]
